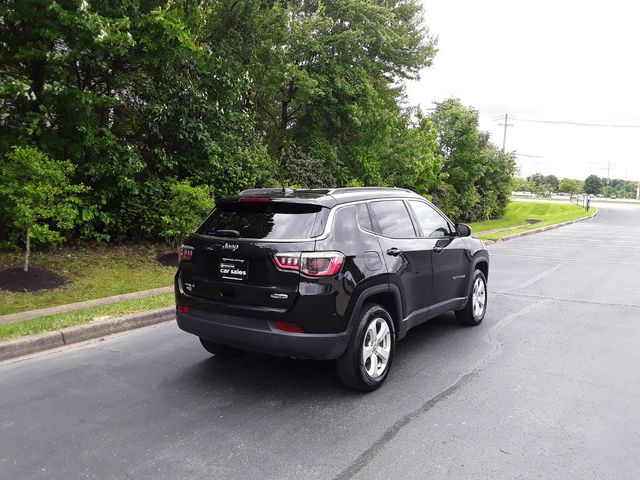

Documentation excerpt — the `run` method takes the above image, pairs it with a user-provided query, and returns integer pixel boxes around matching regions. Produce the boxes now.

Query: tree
[472,144,517,220]
[544,175,560,192]
[559,178,582,194]
[0,147,87,271]
[527,173,546,188]
[0,0,270,242]
[429,99,484,220]
[160,180,213,252]
[244,0,436,184]
[584,175,603,195]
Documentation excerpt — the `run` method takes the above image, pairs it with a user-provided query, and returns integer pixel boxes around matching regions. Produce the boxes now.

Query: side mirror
[455,223,471,237]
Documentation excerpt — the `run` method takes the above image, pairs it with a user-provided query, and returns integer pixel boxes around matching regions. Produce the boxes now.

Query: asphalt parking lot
[1,202,639,480]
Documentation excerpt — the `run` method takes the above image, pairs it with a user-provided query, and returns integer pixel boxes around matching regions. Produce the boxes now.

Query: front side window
[369,201,416,238]
[408,200,452,238]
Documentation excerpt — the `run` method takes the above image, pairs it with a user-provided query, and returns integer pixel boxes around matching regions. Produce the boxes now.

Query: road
[1,203,639,479]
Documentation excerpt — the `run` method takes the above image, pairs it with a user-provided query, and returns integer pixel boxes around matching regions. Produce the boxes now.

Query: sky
[405,0,640,181]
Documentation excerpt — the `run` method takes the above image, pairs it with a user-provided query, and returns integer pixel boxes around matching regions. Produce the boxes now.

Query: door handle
[386,247,402,257]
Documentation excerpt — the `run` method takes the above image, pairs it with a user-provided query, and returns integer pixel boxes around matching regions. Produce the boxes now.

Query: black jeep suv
[175,187,489,391]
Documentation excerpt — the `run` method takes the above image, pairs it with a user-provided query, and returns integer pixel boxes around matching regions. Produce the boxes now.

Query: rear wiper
[209,229,240,238]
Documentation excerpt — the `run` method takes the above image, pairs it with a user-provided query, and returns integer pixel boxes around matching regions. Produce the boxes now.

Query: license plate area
[218,258,249,282]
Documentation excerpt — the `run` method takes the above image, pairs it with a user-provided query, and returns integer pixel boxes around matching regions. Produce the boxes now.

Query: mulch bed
[0,267,68,293]
[156,252,179,267]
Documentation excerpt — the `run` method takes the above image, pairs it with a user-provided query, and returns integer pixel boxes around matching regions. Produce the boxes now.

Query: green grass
[0,244,176,315]
[470,202,596,241]
[0,292,174,342]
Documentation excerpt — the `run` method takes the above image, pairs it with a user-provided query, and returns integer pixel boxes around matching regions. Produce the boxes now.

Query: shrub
[160,180,213,251]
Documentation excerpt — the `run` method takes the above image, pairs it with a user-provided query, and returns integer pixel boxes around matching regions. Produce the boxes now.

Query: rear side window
[356,203,373,231]
[199,202,326,240]
[369,201,416,238]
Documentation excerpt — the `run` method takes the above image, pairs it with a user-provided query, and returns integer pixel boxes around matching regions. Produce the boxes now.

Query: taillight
[273,252,344,277]
[273,253,301,270]
[180,244,194,262]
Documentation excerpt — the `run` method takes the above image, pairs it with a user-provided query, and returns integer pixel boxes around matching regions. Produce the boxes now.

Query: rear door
[368,200,433,321]
[407,200,470,305]
[179,200,326,310]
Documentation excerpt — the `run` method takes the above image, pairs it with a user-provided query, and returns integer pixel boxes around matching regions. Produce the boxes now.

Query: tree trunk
[24,228,30,272]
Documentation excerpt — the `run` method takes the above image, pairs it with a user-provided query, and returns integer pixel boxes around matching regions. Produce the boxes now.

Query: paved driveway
[1,203,639,479]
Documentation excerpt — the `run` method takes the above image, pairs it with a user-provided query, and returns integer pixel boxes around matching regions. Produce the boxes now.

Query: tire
[199,338,244,357]
[336,303,395,392]
[456,269,487,326]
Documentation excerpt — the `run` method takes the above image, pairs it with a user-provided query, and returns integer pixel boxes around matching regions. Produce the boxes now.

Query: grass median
[470,201,596,241]
[0,292,174,342]
[0,244,176,315]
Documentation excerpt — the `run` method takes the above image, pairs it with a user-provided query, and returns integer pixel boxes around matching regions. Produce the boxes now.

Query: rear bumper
[176,309,350,360]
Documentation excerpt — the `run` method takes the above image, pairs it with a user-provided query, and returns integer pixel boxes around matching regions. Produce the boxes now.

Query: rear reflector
[178,305,190,313]
[180,244,194,261]
[273,252,344,277]
[275,322,304,333]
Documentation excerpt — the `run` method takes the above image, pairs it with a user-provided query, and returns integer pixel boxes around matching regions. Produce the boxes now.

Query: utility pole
[499,113,513,152]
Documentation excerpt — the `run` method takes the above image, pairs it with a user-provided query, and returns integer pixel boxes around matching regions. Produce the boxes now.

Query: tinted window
[199,202,324,239]
[369,201,416,238]
[409,201,451,238]
[356,203,373,231]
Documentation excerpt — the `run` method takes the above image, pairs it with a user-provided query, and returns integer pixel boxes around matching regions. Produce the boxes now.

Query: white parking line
[493,241,640,250]
[491,252,640,266]
[491,246,640,257]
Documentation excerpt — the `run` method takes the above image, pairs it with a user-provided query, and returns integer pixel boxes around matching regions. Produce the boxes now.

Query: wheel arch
[462,255,489,305]
[346,283,403,338]
[474,257,489,282]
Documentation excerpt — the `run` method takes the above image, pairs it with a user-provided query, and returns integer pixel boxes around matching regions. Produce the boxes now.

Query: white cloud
[407,0,640,180]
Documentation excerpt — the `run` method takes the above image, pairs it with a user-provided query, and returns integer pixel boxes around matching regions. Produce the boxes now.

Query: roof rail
[327,186,413,195]
[239,188,294,196]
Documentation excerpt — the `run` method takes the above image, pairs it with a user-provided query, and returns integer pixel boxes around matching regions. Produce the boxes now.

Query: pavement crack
[331,370,479,480]
[332,299,551,480]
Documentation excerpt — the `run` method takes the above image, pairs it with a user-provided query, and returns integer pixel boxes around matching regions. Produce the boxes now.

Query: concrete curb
[0,307,174,362]
[483,208,599,245]
[0,286,173,325]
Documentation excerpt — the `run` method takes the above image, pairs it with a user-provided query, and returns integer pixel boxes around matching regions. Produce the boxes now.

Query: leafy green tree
[242,0,436,184]
[544,175,560,192]
[0,0,270,241]
[160,180,213,252]
[584,174,603,195]
[0,146,87,271]
[511,178,527,191]
[559,178,582,194]
[472,144,517,220]
[429,99,485,220]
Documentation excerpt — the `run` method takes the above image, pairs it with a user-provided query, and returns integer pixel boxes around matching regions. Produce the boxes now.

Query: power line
[511,118,640,128]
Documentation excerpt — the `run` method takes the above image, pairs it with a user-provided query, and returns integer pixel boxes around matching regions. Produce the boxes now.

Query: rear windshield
[198,201,326,240]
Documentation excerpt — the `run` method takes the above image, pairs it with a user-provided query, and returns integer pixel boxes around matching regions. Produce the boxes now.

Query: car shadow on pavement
[159,312,470,399]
